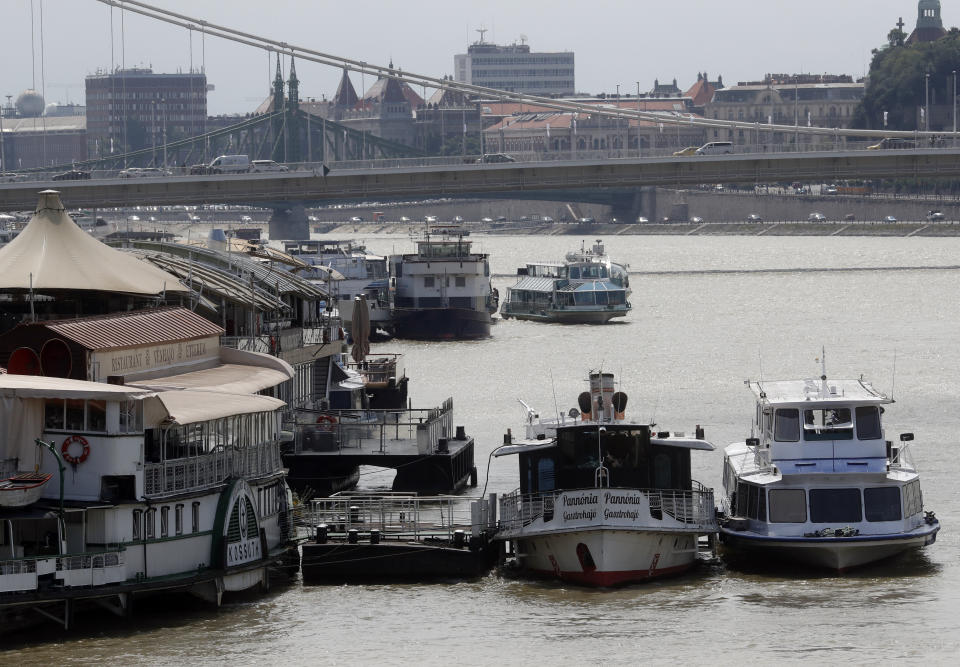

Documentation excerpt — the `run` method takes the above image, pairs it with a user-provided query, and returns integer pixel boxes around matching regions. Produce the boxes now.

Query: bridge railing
[5,140,959,184]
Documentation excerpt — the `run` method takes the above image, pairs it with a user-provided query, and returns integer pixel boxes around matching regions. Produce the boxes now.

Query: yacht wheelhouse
[719,374,939,570]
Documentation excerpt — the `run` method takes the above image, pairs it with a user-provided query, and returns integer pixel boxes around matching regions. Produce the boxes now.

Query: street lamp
[953,70,957,140]
[636,81,641,158]
[151,100,157,165]
[925,72,930,133]
[161,98,168,170]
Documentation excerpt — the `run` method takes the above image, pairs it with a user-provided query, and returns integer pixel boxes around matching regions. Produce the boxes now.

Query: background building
[454,36,574,96]
[85,67,207,158]
[704,74,865,145]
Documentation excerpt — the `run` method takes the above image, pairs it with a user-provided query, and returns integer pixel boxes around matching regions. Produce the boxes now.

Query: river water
[4,233,960,664]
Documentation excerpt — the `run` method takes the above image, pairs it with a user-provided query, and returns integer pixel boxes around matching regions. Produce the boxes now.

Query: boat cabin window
[735,482,767,520]
[120,401,143,433]
[149,412,276,463]
[802,408,853,441]
[864,487,901,522]
[903,480,923,517]
[768,489,807,522]
[774,409,800,441]
[855,406,882,440]
[521,426,691,493]
[44,398,108,434]
[809,488,862,523]
[424,276,435,288]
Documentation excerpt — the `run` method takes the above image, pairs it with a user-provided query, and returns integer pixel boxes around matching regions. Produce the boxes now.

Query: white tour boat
[719,367,940,570]
[0,308,299,625]
[495,371,717,586]
[389,233,496,339]
[281,239,391,333]
[501,239,631,324]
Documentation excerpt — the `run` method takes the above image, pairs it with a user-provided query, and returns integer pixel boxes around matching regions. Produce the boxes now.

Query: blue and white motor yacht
[719,365,940,570]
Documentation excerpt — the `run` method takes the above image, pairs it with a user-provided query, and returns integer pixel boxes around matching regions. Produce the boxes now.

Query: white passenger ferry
[719,368,940,570]
[495,372,717,586]
[0,308,298,627]
[389,233,496,339]
[281,239,391,333]
[500,239,631,323]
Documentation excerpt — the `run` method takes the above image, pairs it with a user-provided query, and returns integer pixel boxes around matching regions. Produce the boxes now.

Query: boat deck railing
[144,440,282,497]
[498,483,716,533]
[1,548,126,594]
[293,398,454,455]
[222,322,344,356]
[344,354,402,386]
[307,493,496,541]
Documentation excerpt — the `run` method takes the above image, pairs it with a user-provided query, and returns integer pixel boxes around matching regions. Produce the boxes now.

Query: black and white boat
[495,371,717,586]
[389,233,495,339]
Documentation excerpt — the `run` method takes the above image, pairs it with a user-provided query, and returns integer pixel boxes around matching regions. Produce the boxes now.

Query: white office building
[454,38,574,96]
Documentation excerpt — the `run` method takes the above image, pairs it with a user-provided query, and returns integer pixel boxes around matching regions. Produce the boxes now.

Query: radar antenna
[475,27,487,44]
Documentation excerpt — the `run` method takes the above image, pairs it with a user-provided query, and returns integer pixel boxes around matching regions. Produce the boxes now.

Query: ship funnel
[578,391,592,420]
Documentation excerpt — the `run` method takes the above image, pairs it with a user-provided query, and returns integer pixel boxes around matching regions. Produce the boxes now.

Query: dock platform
[283,399,477,496]
[300,493,499,582]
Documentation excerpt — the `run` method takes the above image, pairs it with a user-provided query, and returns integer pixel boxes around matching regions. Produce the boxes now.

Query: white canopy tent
[0,191,189,295]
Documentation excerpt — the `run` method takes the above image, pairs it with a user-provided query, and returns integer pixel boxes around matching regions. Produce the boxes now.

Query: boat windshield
[569,264,609,279]
[518,426,692,493]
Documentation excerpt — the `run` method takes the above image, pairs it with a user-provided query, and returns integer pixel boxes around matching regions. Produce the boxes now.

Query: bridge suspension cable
[96,0,940,141]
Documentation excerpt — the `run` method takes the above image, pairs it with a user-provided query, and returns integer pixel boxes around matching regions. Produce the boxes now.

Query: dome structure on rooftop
[15,89,45,117]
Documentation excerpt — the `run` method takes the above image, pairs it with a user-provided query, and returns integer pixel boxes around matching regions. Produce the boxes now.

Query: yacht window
[855,406,882,440]
[45,400,65,430]
[864,487,902,522]
[595,291,609,305]
[160,506,169,538]
[175,504,184,535]
[803,408,853,441]
[145,508,156,539]
[569,267,581,279]
[455,276,466,287]
[65,399,85,431]
[903,480,923,517]
[119,401,143,433]
[774,409,800,441]
[192,501,201,533]
[736,482,749,517]
[132,509,143,541]
[537,457,556,492]
[809,488,861,523]
[745,484,766,520]
[769,489,807,522]
[424,277,435,288]
[88,400,107,432]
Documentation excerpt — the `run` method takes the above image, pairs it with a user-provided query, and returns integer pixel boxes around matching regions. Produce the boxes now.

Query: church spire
[287,56,300,109]
[272,56,285,112]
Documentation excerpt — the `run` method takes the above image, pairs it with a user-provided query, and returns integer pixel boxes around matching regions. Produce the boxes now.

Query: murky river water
[4,233,960,664]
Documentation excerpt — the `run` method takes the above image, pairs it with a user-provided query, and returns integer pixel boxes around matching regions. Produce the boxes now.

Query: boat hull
[719,523,940,571]
[0,473,52,507]
[501,306,628,324]
[514,528,700,586]
[391,307,491,340]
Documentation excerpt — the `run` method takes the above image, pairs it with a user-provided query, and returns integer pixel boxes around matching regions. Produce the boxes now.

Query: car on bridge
[808,212,827,222]
[927,210,946,221]
[52,170,91,181]
[868,138,916,150]
[884,215,898,223]
[476,153,516,164]
[0,172,26,183]
[251,159,289,173]
[350,216,363,222]
[673,146,699,157]
[746,213,763,223]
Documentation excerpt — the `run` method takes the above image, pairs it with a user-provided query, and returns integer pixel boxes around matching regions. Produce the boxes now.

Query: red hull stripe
[529,563,692,586]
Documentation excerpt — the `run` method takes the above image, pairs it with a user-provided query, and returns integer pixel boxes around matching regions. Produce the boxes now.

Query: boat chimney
[503,429,512,444]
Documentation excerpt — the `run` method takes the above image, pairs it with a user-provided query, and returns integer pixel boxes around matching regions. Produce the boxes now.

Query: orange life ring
[316,415,338,425]
[61,435,90,465]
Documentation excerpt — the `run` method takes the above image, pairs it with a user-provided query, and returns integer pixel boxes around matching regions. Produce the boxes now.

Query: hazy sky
[0,0,942,115]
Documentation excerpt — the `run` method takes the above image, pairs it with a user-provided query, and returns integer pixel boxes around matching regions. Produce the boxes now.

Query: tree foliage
[852,32,960,130]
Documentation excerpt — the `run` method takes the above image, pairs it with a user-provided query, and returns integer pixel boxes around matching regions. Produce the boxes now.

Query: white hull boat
[0,472,52,507]
[496,371,717,586]
[719,360,940,571]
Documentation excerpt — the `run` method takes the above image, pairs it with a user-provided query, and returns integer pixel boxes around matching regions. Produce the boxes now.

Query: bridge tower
[271,58,286,163]
[286,58,302,163]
